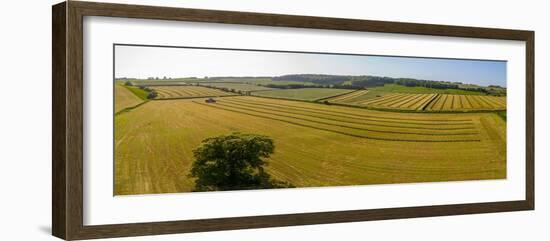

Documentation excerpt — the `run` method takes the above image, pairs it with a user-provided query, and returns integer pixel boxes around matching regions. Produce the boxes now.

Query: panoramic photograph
[114,44,507,196]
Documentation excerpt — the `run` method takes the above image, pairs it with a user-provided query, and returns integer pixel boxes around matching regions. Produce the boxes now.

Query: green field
[115,95,506,195]
[198,82,274,92]
[251,88,354,101]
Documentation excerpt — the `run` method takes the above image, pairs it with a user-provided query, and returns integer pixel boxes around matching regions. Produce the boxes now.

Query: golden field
[328,90,506,111]
[114,94,506,195]
[114,84,144,113]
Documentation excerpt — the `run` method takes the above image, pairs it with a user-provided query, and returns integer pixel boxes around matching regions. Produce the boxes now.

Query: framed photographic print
[52,1,534,240]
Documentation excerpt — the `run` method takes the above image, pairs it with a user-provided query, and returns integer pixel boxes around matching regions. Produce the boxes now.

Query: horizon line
[115,74,505,88]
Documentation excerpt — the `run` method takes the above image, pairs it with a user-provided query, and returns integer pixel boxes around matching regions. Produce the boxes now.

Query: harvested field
[329,91,505,112]
[115,96,506,195]
[114,84,145,113]
[150,85,234,99]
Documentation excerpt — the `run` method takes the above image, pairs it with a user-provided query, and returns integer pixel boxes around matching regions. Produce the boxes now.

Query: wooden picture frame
[52,1,534,240]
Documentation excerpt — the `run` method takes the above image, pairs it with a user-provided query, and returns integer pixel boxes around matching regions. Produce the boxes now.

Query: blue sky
[115,45,507,87]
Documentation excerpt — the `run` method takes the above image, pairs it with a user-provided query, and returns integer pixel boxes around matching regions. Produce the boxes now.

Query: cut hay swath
[413,94,437,110]
[203,101,479,142]
[384,94,418,108]
[392,94,425,108]
[422,94,507,111]
[223,98,475,129]
[361,93,406,106]
[153,88,173,98]
[470,96,486,109]
[460,95,473,109]
[397,94,425,109]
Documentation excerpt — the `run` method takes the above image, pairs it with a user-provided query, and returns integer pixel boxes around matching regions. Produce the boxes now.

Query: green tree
[147,91,157,99]
[189,133,292,191]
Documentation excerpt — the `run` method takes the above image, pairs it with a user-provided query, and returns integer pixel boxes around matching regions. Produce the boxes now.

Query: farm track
[194,101,480,142]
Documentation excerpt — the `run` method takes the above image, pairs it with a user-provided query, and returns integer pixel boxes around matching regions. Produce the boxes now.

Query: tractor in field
[205,98,216,103]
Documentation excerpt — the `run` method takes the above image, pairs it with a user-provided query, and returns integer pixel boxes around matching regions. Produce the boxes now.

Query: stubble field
[328,90,506,111]
[114,84,146,113]
[114,94,506,195]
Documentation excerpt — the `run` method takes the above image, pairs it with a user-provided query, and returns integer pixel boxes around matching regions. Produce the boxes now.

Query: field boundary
[247,89,277,93]
[115,100,150,116]
[122,84,149,100]
[140,84,189,87]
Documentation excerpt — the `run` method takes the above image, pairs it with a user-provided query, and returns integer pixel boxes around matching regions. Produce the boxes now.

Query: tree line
[266,74,505,95]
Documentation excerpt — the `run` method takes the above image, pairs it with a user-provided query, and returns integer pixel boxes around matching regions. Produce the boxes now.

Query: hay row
[194,101,481,142]
[223,99,476,131]
[227,98,474,123]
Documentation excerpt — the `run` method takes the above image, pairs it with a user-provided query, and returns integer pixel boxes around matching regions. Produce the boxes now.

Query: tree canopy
[189,133,293,191]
